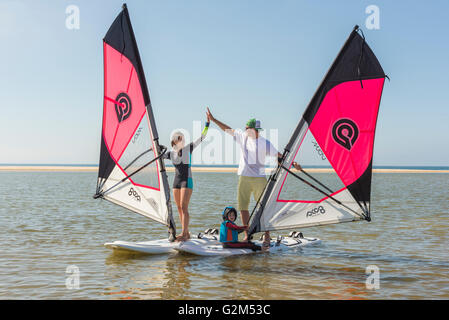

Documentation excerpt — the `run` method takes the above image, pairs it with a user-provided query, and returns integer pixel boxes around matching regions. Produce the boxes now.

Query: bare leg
[263,231,271,247]
[253,177,269,246]
[241,210,249,242]
[180,187,193,240]
[173,188,183,240]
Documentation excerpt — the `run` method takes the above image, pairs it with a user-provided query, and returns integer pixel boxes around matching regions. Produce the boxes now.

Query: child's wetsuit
[163,122,209,189]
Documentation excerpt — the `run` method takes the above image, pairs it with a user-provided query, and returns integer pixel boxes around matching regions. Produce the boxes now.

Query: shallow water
[0,171,448,299]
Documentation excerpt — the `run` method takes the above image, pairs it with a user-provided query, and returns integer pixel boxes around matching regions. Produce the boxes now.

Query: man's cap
[246,118,262,131]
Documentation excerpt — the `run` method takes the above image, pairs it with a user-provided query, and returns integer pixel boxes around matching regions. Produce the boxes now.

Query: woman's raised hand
[293,162,302,171]
[206,107,215,122]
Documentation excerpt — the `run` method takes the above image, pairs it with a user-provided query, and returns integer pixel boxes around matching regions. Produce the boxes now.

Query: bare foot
[175,235,186,242]
[262,232,271,247]
[262,238,271,248]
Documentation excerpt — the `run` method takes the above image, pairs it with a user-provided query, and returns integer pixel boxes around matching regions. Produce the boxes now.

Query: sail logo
[332,119,359,151]
[115,93,132,123]
[128,187,141,202]
[311,140,327,161]
[132,127,143,144]
[306,206,326,218]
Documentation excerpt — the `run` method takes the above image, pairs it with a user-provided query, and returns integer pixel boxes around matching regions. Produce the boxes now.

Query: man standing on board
[206,107,280,247]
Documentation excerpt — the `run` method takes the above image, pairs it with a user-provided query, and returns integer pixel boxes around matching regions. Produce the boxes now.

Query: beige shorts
[237,176,267,211]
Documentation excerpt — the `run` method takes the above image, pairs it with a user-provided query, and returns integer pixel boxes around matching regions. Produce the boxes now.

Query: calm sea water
[0,171,448,299]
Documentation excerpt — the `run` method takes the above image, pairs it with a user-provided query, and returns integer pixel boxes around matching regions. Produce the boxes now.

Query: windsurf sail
[94,4,175,236]
[249,26,386,235]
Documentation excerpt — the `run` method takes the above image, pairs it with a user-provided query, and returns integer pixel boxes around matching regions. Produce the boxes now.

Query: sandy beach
[0,166,448,173]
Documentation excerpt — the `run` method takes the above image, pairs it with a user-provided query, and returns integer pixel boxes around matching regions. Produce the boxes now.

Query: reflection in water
[103,252,196,299]
[161,257,192,299]
[103,249,379,300]
[220,255,278,299]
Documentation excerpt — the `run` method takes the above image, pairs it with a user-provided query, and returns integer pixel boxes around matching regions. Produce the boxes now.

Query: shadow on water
[104,250,173,263]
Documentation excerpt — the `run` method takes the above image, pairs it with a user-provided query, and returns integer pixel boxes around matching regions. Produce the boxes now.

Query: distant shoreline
[1,165,448,173]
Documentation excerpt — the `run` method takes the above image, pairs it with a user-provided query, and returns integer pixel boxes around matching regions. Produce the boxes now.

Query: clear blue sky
[1,0,448,166]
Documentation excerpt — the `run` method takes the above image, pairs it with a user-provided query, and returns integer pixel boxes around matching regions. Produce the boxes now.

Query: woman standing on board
[163,111,210,241]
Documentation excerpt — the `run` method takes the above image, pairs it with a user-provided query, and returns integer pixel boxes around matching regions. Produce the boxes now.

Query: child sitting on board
[219,207,263,252]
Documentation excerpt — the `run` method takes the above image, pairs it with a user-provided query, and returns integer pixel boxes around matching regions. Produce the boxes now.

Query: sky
[0,0,448,166]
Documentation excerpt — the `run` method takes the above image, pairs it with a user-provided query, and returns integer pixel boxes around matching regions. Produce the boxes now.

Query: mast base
[168,228,176,242]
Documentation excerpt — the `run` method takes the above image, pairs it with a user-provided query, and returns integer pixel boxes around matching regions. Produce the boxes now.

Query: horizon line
[0,163,448,169]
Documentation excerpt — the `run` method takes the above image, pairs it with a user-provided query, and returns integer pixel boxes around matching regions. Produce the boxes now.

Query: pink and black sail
[249,26,387,235]
[95,4,175,236]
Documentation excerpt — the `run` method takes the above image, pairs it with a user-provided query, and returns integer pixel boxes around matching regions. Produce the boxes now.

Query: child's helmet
[222,206,238,221]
